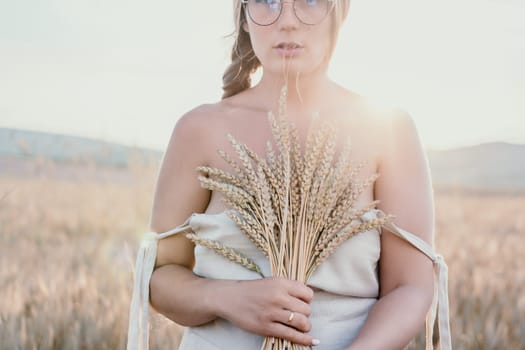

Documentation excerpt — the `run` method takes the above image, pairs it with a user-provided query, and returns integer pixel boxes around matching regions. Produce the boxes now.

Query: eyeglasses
[241,0,334,26]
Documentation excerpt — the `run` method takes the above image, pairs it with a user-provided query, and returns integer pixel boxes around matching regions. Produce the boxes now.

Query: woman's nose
[277,1,300,29]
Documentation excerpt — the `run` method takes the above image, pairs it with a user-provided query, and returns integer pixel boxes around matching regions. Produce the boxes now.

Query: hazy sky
[0,0,523,151]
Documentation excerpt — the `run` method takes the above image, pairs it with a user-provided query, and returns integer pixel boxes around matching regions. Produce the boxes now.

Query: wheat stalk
[190,84,395,350]
[185,233,264,278]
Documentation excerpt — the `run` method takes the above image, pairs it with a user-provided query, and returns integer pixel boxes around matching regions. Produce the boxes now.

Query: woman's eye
[254,0,280,4]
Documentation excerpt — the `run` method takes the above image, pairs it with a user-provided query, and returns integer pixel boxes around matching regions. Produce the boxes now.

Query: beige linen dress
[127,208,451,350]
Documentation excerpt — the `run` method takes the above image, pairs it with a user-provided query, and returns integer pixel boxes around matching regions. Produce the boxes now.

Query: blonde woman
[127,0,451,349]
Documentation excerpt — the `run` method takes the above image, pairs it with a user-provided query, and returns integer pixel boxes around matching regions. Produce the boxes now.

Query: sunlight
[0,0,522,151]
[328,0,524,150]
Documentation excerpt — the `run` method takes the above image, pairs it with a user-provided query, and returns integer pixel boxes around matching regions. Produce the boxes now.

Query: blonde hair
[221,0,351,99]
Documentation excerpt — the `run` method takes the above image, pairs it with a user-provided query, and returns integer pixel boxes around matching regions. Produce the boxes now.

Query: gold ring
[287,311,294,323]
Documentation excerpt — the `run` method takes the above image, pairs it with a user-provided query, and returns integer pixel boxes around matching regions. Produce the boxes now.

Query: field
[0,160,523,349]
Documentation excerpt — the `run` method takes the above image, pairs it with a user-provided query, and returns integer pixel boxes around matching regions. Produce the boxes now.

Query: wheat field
[0,160,523,350]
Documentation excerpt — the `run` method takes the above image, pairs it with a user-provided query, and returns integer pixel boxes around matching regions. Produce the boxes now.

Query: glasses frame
[240,0,335,26]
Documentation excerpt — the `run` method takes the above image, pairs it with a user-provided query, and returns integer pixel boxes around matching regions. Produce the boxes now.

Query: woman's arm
[148,106,217,325]
[347,109,435,350]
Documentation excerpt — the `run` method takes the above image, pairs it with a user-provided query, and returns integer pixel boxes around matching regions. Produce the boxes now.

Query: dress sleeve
[126,216,194,350]
[372,209,452,350]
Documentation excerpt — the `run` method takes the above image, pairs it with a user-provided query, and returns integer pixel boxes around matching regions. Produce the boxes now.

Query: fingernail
[312,338,321,346]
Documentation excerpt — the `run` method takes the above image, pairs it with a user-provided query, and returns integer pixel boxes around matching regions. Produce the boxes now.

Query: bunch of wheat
[186,85,395,350]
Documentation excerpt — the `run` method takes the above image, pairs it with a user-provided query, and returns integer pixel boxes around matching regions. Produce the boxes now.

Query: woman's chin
[262,62,324,80]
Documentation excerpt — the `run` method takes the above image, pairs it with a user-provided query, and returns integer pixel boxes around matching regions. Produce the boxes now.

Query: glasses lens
[246,0,282,26]
[294,0,331,25]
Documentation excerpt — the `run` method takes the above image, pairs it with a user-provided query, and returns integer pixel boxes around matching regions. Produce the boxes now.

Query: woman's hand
[214,276,319,347]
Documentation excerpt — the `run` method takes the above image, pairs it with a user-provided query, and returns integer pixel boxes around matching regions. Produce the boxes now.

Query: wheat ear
[186,233,265,277]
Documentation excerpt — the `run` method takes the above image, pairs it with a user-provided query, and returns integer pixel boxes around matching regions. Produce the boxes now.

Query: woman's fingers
[279,309,311,333]
[285,279,314,303]
[220,277,319,344]
[285,295,312,317]
[265,321,318,347]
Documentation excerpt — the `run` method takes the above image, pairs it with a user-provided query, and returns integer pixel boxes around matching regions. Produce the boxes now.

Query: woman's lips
[273,42,304,57]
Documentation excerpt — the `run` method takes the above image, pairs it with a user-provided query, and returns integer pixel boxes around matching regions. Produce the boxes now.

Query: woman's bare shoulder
[335,87,419,169]
[352,94,426,181]
[167,102,234,159]
[151,102,232,232]
[346,90,415,141]
[174,102,229,133]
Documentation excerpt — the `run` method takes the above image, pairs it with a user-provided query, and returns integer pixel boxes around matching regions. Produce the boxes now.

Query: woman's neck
[253,68,334,115]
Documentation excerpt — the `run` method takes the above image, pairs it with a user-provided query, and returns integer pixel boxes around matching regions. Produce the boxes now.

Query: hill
[0,128,160,168]
[427,142,525,193]
[1,128,524,192]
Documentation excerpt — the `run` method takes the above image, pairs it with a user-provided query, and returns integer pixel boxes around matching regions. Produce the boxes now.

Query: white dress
[127,208,451,350]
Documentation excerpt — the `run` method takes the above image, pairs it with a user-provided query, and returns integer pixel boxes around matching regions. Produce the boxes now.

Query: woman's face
[242,0,335,77]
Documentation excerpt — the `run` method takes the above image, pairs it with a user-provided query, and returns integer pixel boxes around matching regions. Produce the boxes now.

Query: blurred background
[0,0,523,349]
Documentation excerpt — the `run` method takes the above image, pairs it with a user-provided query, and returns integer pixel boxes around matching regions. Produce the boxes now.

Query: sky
[0,0,523,151]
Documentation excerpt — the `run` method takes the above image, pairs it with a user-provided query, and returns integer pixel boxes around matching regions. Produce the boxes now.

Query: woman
[127,0,451,349]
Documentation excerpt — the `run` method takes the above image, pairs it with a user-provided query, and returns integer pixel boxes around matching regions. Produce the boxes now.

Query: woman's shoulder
[332,85,420,170]
[359,96,419,150]
[169,98,251,158]
[170,101,238,146]
[340,87,416,140]
[175,102,228,130]
[351,93,425,172]
[160,102,229,167]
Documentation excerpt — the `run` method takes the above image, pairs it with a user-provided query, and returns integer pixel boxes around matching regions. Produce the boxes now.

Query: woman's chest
[204,109,382,214]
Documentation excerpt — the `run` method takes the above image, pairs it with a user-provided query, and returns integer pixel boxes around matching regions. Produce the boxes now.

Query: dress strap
[371,209,452,350]
[127,216,194,350]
